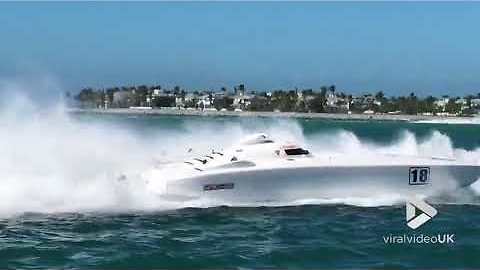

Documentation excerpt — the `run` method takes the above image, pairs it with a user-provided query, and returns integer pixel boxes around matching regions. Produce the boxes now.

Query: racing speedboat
[143,133,480,203]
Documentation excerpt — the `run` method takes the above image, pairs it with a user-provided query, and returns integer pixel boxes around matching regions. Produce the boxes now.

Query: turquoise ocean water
[1,114,479,269]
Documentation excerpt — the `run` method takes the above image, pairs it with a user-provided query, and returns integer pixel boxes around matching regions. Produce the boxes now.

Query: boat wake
[1,93,480,218]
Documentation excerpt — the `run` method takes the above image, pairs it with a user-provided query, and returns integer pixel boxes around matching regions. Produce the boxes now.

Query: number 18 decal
[409,167,430,185]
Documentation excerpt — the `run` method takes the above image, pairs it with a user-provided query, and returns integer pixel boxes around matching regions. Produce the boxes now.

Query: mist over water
[1,93,479,218]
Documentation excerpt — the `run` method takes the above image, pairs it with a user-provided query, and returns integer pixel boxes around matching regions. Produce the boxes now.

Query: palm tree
[375,91,385,101]
[329,85,336,93]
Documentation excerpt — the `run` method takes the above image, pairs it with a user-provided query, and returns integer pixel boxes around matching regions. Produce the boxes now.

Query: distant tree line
[71,84,480,116]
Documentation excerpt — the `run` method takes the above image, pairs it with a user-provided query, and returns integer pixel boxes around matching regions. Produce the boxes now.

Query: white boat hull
[148,165,480,203]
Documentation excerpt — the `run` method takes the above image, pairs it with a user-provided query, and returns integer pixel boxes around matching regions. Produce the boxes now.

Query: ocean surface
[1,112,480,269]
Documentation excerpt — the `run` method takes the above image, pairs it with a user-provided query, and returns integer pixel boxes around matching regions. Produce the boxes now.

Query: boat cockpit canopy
[284,148,310,156]
[276,144,311,157]
[239,133,274,145]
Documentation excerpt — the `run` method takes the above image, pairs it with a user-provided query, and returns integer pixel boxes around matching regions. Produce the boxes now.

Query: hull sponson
[157,165,480,202]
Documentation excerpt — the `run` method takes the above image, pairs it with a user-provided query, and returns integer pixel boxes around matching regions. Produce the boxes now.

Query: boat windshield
[284,148,310,156]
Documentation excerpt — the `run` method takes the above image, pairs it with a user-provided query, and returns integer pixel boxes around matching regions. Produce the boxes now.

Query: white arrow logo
[406,197,438,229]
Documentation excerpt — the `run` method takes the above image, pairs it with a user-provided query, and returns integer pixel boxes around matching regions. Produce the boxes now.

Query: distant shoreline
[67,108,477,122]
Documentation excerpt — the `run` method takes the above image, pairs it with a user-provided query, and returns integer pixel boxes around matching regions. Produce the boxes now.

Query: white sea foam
[308,129,477,164]
[0,90,479,217]
[413,118,480,125]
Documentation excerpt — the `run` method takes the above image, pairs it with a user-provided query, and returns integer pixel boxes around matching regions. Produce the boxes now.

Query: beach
[68,107,475,122]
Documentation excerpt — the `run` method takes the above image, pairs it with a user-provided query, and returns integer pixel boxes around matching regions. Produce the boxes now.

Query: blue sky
[0,1,479,97]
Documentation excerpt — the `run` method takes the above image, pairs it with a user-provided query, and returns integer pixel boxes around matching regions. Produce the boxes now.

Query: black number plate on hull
[409,167,430,185]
